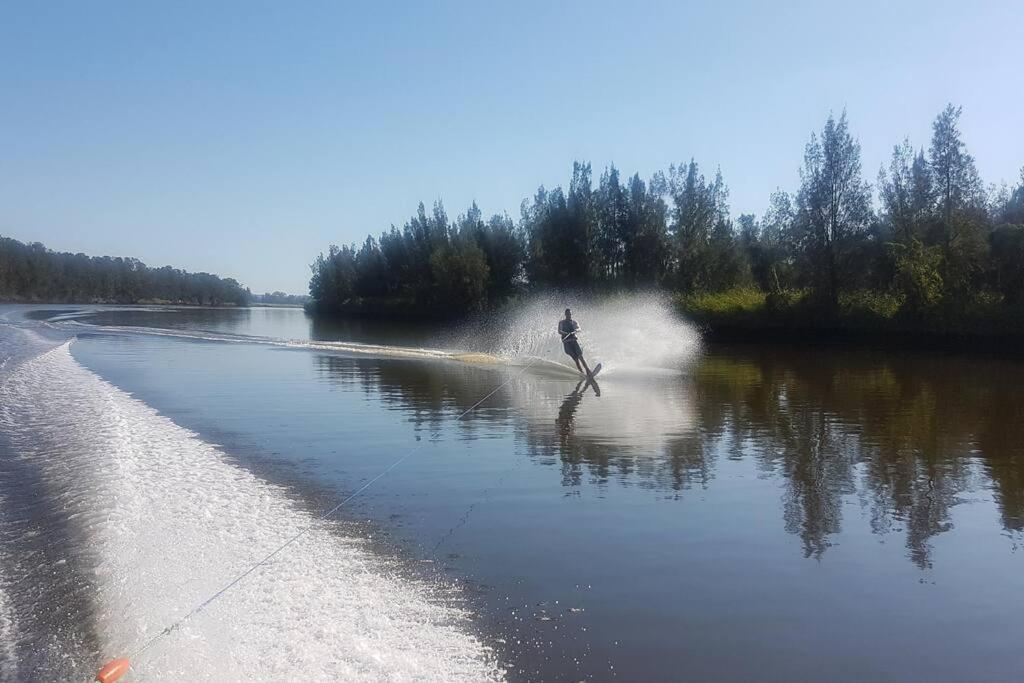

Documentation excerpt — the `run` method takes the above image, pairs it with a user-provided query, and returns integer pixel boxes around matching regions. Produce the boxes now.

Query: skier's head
[564,308,572,320]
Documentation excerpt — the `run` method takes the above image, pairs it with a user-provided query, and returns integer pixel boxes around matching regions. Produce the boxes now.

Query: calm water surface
[4,304,1024,681]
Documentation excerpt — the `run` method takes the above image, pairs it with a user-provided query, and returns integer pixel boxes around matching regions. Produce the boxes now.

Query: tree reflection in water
[313,345,1024,569]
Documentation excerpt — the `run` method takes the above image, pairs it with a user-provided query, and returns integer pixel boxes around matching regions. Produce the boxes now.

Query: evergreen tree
[309,244,356,310]
[989,169,1024,306]
[429,235,490,313]
[929,105,984,229]
[596,165,627,280]
[477,212,526,299]
[793,111,873,307]
[879,139,932,243]
[566,161,596,284]
[669,160,730,291]
[354,236,389,298]
[761,189,796,291]
[622,172,669,286]
[457,203,525,300]
[303,109,1022,332]
[927,104,987,304]
[0,236,250,306]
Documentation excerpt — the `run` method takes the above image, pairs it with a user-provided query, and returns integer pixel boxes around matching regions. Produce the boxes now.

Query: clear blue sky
[2,0,1021,293]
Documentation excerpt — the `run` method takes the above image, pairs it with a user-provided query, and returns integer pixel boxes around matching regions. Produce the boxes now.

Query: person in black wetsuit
[558,308,592,376]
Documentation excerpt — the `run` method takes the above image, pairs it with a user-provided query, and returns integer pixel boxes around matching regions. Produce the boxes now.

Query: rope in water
[105,337,588,678]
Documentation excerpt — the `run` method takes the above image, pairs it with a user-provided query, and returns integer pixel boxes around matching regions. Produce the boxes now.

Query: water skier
[558,308,593,377]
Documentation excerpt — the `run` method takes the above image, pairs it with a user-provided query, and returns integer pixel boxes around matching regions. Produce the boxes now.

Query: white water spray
[452,292,702,374]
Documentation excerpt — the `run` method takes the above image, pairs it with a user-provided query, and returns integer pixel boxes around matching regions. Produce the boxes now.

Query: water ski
[587,363,602,380]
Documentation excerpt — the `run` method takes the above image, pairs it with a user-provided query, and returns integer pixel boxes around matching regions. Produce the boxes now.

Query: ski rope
[115,333,587,674]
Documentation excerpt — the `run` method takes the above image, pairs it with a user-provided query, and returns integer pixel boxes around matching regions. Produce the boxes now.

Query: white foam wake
[0,548,17,674]
[450,292,702,375]
[0,344,503,682]
[60,319,585,379]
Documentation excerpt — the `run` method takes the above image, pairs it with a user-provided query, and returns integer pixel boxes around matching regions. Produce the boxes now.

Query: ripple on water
[0,342,504,681]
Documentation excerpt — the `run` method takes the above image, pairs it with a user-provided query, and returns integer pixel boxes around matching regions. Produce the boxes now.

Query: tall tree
[566,161,596,284]
[596,165,628,280]
[929,105,984,228]
[309,244,357,310]
[927,104,987,302]
[458,203,525,300]
[989,168,1024,306]
[429,234,490,313]
[622,172,669,286]
[793,112,873,307]
[669,160,733,291]
[757,190,796,292]
[879,140,932,243]
[354,236,389,298]
[523,185,561,284]
[523,162,596,287]
[737,214,768,289]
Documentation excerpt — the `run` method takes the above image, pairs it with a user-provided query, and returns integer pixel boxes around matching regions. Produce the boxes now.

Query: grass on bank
[676,287,1024,341]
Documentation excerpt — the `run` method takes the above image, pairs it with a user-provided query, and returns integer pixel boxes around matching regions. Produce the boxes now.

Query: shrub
[888,239,943,315]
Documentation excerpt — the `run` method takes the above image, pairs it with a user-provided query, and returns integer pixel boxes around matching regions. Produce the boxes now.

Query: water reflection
[696,347,1024,568]
[79,306,258,333]
[556,379,598,445]
[310,315,439,346]
[312,345,1024,569]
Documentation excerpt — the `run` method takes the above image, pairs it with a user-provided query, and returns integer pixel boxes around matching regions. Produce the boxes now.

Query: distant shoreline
[0,298,246,308]
[250,302,306,309]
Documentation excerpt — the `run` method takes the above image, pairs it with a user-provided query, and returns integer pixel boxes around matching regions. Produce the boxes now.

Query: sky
[2,1,1022,294]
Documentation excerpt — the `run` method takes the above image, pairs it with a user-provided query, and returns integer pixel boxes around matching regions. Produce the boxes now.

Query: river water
[1,300,1022,681]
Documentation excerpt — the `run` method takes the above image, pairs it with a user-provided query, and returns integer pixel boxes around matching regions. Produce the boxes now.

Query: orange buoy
[95,658,131,683]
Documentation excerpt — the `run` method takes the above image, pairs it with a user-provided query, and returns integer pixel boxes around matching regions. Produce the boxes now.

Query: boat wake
[59,319,585,379]
[0,341,503,681]
[56,291,701,382]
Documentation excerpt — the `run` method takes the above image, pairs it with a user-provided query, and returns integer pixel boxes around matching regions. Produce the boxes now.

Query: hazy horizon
[3,0,1022,293]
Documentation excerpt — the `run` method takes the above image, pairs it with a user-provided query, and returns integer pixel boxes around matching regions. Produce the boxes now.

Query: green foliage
[307,105,1022,338]
[256,291,309,305]
[879,140,932,242]
[990,224,1024,305]
[1000,168,1024,225]
[837,290,902,322]
[678,288,766,317]
[523,163,597,286]
[460,206,525,300]
[682,287,904,334]
[309,244,357,310]
[430,238,490,313]
[930,105,985,227]
[0,236,251,305]
[793,111,874,307]
[668,161,743,291]
[888,239,943,314]
[308,200,526,318]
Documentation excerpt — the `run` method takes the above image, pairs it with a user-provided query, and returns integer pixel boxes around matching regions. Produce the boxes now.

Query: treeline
[0,236,251,306]
[309,104,1024,331]
[254,291,310,306]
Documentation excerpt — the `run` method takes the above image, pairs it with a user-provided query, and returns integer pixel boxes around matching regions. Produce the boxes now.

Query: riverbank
[308,287,1024,353]
[677,288,1024,353]
[0,296,246,307]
